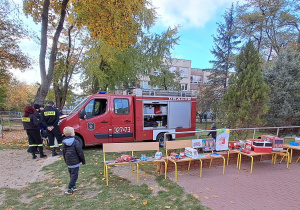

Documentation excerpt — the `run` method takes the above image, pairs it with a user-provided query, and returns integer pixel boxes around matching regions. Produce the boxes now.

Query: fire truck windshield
[68,96,89,116]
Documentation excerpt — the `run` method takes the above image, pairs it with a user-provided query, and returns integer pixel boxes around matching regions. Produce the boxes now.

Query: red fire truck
[58,90,197,147]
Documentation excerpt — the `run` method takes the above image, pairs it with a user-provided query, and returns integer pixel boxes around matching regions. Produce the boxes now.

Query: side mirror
[79,109,86,120]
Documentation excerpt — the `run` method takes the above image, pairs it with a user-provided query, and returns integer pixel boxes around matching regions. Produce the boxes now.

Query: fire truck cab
[59,89,196,147]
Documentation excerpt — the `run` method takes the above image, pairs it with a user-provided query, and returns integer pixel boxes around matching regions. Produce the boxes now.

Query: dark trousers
[26,129,43,153]
[68,167,79,189]
[47,125,63,147]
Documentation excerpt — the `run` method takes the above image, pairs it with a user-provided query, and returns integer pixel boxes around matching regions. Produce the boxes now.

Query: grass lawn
[0,122,297,209]
[0,135,208,210]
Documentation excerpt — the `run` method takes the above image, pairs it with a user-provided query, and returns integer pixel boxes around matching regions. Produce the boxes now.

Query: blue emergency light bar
[99,91,106,94]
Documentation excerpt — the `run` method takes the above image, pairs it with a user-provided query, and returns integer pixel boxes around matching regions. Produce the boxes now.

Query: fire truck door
[79,98,111,144]
[111,97,134,142]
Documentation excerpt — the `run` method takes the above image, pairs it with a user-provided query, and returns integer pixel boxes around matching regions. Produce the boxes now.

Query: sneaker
[65,189,73,195]
[72,186,77,191]
[40,154,47,158]
[52,151,58,157]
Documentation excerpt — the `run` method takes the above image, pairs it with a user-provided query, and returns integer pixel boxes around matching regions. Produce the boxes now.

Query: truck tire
[156,132,170,147]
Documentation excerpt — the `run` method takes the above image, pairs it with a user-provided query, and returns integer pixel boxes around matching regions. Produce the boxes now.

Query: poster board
[202,139,215,151]
[215,129,230,151]
[192,139,202,148]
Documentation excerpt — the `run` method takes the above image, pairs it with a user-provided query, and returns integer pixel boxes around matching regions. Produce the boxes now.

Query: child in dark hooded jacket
[62,126,85,195]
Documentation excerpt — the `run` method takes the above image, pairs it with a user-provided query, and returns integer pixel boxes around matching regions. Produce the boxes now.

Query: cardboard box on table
[261,135,284,151]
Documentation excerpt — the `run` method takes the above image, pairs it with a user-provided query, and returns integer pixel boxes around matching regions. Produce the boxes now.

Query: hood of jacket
[63,137,75,146]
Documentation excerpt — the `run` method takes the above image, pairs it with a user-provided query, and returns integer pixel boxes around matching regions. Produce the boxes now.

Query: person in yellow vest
[41,101,63,156]
[22,105,47,159]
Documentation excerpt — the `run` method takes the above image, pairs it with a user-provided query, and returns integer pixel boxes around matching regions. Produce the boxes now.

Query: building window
[190,75,202,84]
[153,70,161,76]
[169,66,177,73]
[181,83,188,90]
[141,81,150,90]
[180,67,188,77]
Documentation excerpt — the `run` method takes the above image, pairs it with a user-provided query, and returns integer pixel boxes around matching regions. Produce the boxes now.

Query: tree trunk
[34,0,69,105]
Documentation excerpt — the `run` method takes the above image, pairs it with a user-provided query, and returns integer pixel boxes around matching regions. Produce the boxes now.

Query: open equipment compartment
[143,100,192,130]
[143,100,168,129]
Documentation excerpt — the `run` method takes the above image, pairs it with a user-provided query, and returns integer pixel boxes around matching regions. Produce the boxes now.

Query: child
[62,127,85,195]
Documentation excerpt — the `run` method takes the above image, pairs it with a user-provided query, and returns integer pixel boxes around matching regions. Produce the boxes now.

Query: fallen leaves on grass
[142,200,148,205]
[192,194,199,199]
[36,195,43,198]
[0,130,28,148]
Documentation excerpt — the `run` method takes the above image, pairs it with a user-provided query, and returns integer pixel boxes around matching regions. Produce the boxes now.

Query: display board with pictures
[192,139,203,148]
[215,129,230,151]
[202,139,215,151]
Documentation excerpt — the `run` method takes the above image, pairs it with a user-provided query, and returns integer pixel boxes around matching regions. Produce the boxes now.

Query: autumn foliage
[73,0,148,49]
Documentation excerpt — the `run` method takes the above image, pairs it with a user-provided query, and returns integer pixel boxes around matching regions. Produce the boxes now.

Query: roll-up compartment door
[168,102,191,128]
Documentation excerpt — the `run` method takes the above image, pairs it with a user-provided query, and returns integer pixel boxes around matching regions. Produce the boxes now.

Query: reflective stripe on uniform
[38,144,44,147]
[29,144,38,147]
[50,145,56,148]
[44,111,56,116]
[22,117,30,122]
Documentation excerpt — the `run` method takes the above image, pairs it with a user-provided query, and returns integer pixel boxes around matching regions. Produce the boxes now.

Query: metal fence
[163,126,300,146]
[0,111,23,118]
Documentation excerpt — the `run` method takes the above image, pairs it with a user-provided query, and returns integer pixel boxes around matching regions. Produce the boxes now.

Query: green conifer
[219,41,270,129]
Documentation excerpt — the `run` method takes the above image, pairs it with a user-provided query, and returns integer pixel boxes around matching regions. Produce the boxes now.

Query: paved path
[167,159,300,210]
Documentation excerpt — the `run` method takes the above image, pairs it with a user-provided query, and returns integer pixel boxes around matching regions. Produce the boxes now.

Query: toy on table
[116,155,137,162]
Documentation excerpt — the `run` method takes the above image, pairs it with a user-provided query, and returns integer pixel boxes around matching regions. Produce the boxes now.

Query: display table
[271,150,289,167]
[283,144,300,163]
[237,151,272,174]
[227,150,240,166]
[167,154,225,181]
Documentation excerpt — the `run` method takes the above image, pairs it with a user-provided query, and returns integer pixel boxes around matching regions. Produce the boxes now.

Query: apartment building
[139,58,212,94]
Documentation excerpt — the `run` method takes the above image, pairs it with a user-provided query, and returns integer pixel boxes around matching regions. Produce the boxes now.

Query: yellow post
[250,156,254,174]
[199,160,203,178]
[227,150,230,165]
[222,157,225,174]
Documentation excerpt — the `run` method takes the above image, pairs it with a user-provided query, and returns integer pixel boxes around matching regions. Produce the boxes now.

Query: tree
[235,0,300,61]
[209,3,240,91]
[149,66,180,90]
[203,4,240,120]
[262,48,300,126]
[219,41,270,130]
[3,78,37,111]
[24,0,155,104]
[0,0,31,106]
[80,27,180,94]
[52,17,84,111]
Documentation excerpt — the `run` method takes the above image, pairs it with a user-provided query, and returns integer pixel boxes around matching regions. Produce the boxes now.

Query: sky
[12,0,241,84]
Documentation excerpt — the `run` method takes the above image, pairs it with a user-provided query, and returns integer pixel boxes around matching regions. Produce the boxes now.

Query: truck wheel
[156,133,170,147]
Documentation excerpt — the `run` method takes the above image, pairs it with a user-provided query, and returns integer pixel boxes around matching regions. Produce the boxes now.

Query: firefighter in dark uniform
[41,101,63,156]
[22,105,47,159]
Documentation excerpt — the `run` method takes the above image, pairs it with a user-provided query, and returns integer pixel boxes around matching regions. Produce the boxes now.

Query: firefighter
[22,105,47,159]
[41,101,63,156]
